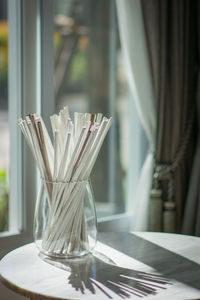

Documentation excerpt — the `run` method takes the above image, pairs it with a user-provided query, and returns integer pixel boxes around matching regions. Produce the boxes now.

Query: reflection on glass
[54,0,129,217]
[0,0,9,232]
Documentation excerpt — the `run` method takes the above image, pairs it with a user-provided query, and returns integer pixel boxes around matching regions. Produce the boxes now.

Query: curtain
[141,0,198,233]
[182,72,200,235]
[116,0,156,230]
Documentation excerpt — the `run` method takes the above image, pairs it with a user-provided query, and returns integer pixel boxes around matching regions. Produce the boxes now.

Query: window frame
[0,0,41,257]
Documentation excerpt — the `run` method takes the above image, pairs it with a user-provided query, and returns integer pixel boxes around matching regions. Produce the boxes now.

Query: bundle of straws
[18,107,112,256]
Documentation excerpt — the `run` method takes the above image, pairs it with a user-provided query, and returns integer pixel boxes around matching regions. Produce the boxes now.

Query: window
[0,0,24,237]
[1,0,145,256]
[0,0,39,257]
[52,0,132,225]
[0,1,9,233]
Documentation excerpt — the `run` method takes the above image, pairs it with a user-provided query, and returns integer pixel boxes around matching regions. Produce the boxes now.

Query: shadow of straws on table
[40,251,170,299]
[98,232,200,291]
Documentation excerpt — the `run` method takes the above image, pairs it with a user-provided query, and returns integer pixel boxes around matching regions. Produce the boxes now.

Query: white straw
[53,129,59,181]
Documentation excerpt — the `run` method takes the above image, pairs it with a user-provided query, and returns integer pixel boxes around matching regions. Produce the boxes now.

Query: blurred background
[53,0,129,218]
[0,0,135,232]
[0,0,9,232]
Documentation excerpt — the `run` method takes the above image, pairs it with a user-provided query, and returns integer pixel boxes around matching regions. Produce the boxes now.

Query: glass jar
[34,179,97,258]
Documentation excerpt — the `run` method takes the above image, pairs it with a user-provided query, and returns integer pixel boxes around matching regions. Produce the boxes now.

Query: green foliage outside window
[0,169,8,232]
[0,21,8,86]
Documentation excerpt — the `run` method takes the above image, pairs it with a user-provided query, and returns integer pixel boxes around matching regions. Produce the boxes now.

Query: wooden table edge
[0,273,76,300]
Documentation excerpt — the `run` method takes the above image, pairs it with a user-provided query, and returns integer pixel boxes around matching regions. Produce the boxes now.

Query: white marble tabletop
[0,232,200,299]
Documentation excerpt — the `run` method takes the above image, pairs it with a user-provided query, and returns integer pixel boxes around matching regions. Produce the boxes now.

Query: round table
[1,232,200,299]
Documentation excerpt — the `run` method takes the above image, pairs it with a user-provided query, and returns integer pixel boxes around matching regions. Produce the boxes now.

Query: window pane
[53,0,129,218]
[0,1,9,232]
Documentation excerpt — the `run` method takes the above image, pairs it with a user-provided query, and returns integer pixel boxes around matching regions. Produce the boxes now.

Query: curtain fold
[182,1,200,236]
[182,74,200,235]
[141,0,198,233]
[116,0,156,230]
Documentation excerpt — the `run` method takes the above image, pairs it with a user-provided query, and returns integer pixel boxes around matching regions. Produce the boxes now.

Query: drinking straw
[37,115,54,171]
[37,120,52,184]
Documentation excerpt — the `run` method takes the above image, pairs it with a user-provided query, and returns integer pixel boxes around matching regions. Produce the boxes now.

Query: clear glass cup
[34,179,97,258]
